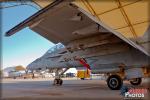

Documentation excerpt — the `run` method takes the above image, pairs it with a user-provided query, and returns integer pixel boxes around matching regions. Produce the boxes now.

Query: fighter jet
[5,0,150,90]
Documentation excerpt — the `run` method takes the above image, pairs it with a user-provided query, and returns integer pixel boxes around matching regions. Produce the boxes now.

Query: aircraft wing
[5,0,149,56]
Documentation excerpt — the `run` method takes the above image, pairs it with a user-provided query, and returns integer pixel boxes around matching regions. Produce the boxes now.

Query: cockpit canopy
[46,43,65,54]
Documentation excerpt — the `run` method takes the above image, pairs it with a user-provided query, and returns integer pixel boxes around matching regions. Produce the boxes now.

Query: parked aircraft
[5,0,150,90]
[2,66,26,78]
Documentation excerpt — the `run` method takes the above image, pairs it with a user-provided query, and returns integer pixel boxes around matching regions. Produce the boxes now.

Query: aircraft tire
[59,79,63,85]
[53,79,63,85]
[81,78,85,80]
[107,75,123,90]
[130,78,142,85]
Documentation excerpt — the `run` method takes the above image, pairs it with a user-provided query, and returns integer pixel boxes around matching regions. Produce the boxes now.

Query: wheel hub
[109,78,118,88]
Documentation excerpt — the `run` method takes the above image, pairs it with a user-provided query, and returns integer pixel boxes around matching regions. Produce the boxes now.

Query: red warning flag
[78,58,91,70]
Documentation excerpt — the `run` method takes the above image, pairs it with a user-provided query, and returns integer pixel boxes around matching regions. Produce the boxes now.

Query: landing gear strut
[107,75,123,90]
[130,78,142,85]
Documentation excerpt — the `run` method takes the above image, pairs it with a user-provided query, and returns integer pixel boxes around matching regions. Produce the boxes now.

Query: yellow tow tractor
[77,69,91,80]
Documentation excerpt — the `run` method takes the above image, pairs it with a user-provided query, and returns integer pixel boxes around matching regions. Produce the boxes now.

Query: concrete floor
[1,78,150,100]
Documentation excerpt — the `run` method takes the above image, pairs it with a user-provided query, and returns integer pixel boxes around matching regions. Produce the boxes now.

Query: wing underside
[5,0,150,56]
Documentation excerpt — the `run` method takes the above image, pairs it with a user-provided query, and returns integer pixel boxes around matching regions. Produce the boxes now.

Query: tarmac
[1,77,150,100]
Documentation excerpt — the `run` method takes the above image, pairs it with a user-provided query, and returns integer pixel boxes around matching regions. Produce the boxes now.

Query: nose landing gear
[53,68,69,86]
[53,78,63,85]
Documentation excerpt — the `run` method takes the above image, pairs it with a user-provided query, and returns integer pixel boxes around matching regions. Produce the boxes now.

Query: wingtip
[5,32,10,37]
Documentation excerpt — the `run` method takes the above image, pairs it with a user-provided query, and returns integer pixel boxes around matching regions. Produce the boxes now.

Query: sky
[1,3,55,69]
[1,2,76,73]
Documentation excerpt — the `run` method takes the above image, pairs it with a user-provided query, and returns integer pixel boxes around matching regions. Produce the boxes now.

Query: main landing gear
[130,78,142,85]
[107,75,123,90]
[106,75,142,90]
